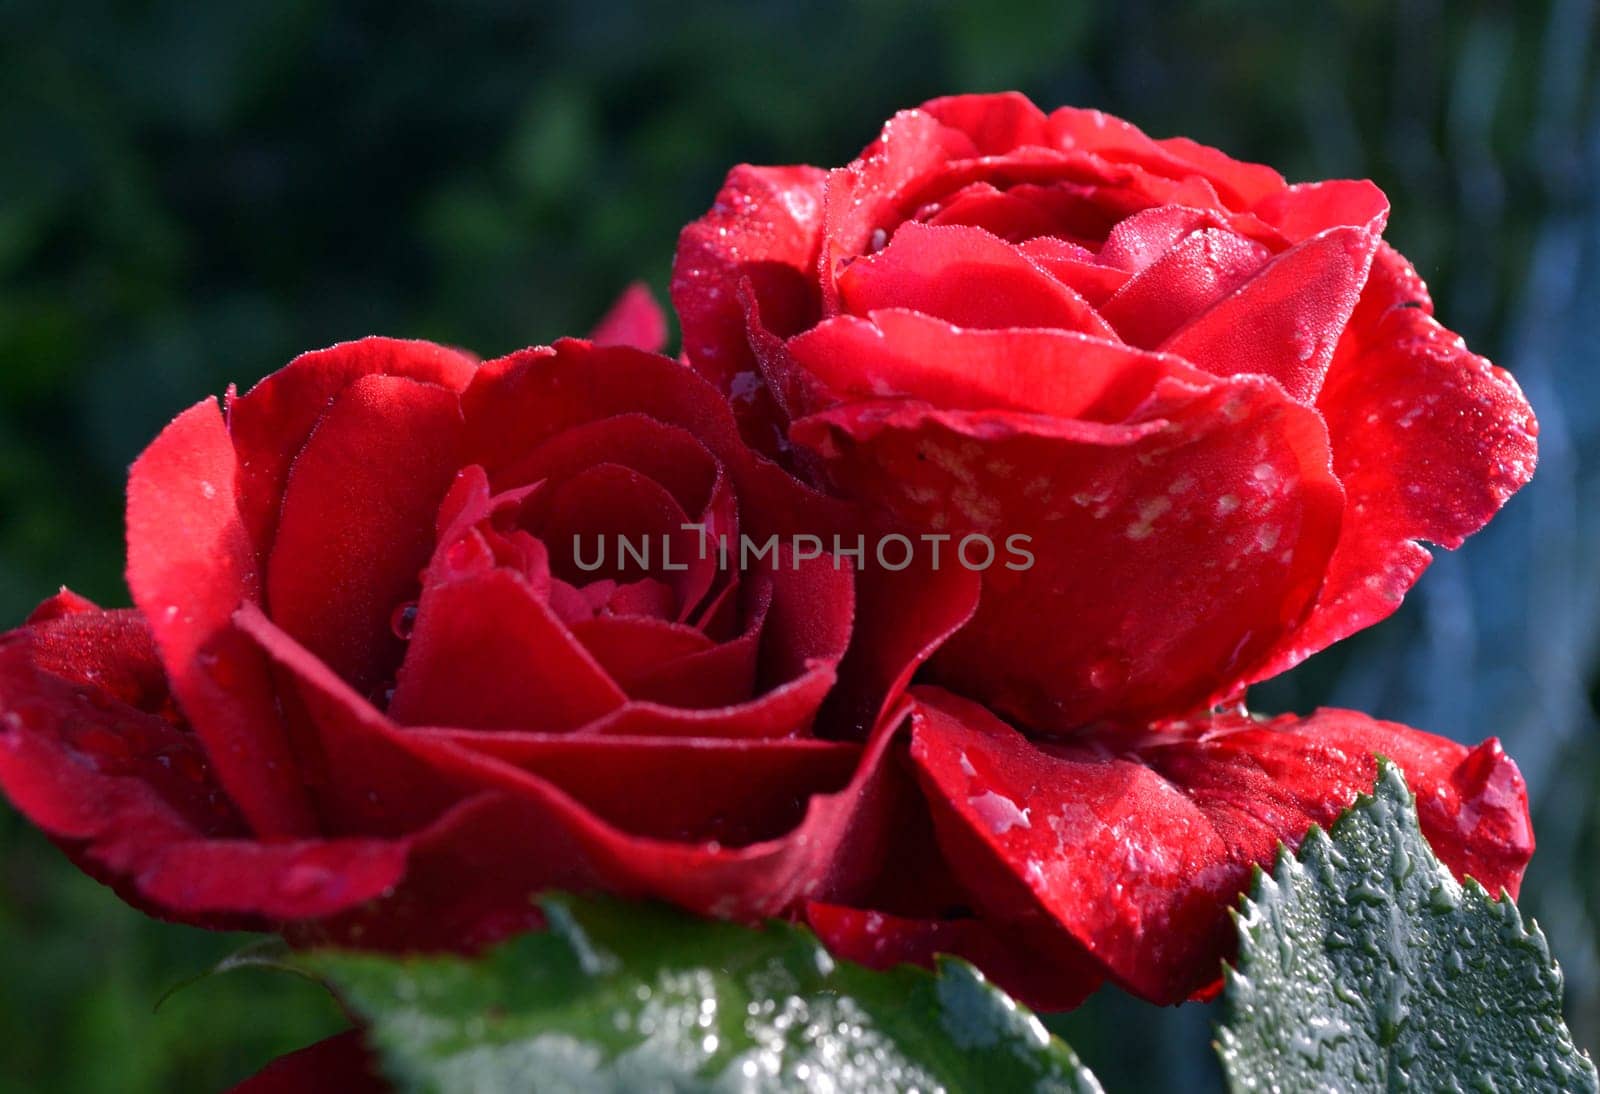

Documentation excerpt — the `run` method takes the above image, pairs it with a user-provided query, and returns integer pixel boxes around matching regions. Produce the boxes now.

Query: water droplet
[968,791,1030,834]
[390,601,418,639]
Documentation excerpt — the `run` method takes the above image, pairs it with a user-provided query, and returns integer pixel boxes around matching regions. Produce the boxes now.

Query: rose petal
[1251,246,1539,679]
[227,337,477,556]
[791,325,1345,731]
[1251,179,1390,244]
[1015,236,1129,304]
[919,92,1053,154]
[571,614,752,708]
[389,563,626,733]
[495,413,720,518]
[464,340,852,545]
[672,163,827,452]
[589,281,668,353]
[418,729,861,847]
[837,222,1117,338]
[266,373,465,695]
[0,611,414,923]
[820,109,979,311]
[1160,224,1383,403]
[786,309,1210,424]
[126,399,314,835]
[1098,226,1274,348]
[909,689,1532,1003]
[239,605,916,934]
[1046,105,1285,209]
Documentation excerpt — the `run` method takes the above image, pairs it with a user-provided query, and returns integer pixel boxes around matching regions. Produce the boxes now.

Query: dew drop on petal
[390,601,418,639]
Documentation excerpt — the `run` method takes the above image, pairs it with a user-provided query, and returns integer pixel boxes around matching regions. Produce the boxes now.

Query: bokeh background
[2,1,1597,1089]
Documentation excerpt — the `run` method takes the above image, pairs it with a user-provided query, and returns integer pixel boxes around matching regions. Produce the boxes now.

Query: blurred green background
[2,0,1597,1089]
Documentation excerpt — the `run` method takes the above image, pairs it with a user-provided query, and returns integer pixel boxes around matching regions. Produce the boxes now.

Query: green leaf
[255,896,1102,1093]
[1218,759,1598,1093]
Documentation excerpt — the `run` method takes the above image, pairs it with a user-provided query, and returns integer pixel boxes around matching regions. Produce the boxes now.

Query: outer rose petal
[1250,246,1540,680]
[126,399,314,836]
[0,604,420,924]
[791,320,1345,732]
[240,600,915,938]
[589,281,669,353]
[909,689,1533,1003]
[230,1031,386,1094]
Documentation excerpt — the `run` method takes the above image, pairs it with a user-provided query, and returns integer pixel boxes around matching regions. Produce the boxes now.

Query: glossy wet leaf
[257,895,1102,1093]
[1217,760,1597,1093]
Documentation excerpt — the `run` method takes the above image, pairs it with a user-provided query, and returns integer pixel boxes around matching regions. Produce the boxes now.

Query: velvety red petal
[1097,204,1241,272]
[1251,246,1540,680]
[819,109,979,311]
[464,340,852,545]
[234,603,484,839]
[805,902,1101,1013]
[1016,237,1129,304]
[266,374,465,695]
[919,92,1052,154]
[26,587,100,624]
[495,413,720,518]
[672,164,827,407]
[821,549,981,741]
[1151,135,1287,207]
[228,1031,386,1094]
[126,399,314,835]
[589,281,668,353]
[1251,179,1390,244]
[419,730,861,847]
[751,549,855,691]
[909,689,1533,1003]
[389,564,626,732]
[922,182,1088,244]
[21,602,170,709]
[572,614,753,708]
[227,337,477,557]
[1160,225,1382,403]
[1045,105,1284,209]
[524,462,692,585]
[1098,226,1273,348]
[391,712,910,929]
[837,222,1116,338]
[785,309,1208,424]
[0,611,412,923]
[242,604,915,936]
[791,336,1344,731]
[562,673,837,739]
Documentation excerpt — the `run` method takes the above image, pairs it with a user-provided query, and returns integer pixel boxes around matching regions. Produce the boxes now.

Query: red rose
[674,91,1538,733]
[675,92,1537,1002]
[0,330,979,953]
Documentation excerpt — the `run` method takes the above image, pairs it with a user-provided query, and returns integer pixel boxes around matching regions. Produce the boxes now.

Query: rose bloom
[673,93,1537,1001]
[0,321,975,960]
